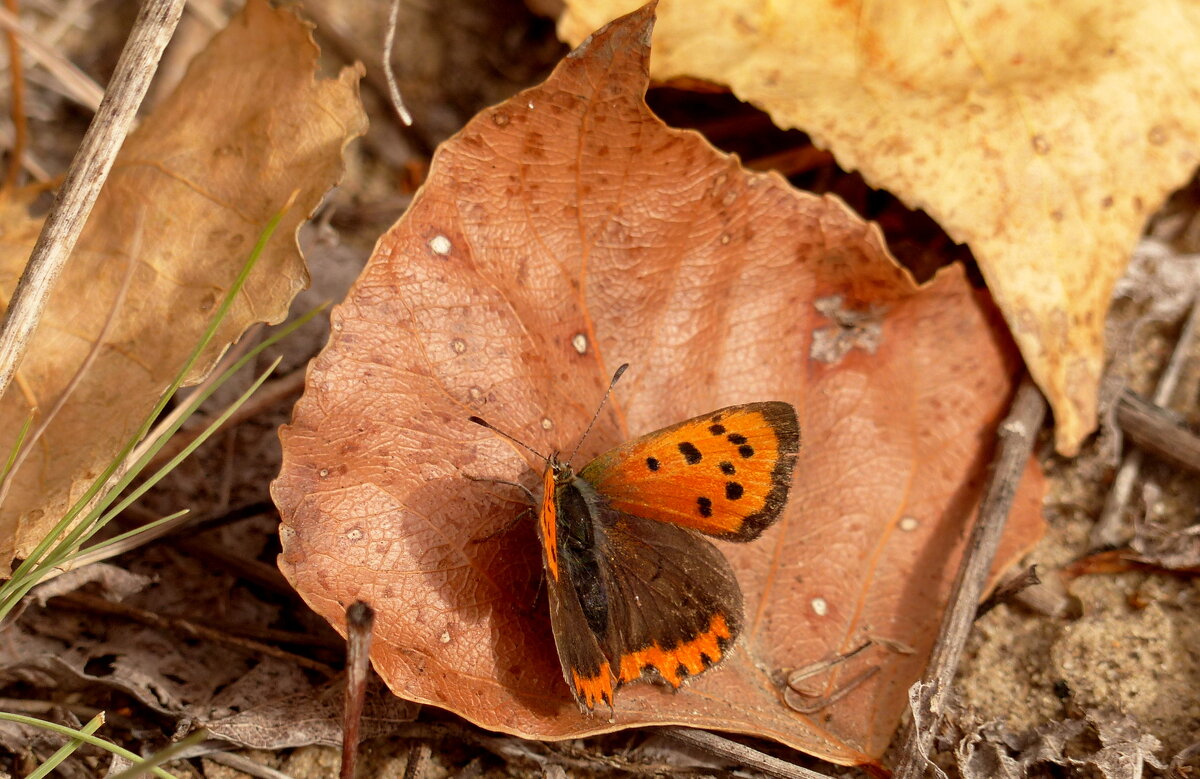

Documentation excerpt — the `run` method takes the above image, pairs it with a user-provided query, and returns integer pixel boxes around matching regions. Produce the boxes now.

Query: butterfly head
[546,452,576,486]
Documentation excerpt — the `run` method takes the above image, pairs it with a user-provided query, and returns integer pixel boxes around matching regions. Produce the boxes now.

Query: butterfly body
[535,401,800,712]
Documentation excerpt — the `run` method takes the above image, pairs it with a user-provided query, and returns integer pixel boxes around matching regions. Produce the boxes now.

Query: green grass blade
[61,305,322,561]
[0,301,322,618]
[106,728,207,779]
[56,302,322,559]
[0,713,177,779]
[5,205,289,586]
[0,206,303,619]
[65,509,189,565]
[84,357,282,536]
[26,712,104,779]
[0,411,34,484]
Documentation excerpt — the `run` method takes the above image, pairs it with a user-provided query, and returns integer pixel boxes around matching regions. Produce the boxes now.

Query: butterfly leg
[528,561,547,614]
[467,506,533,547]
[461,473,538,544]
[462,473,536,504]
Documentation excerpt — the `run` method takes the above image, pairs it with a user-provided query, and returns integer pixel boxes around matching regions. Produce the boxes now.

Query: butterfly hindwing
[579,402,799,541]
[544,473,743,711]
[545,557,616,710]
[596,509,742,691]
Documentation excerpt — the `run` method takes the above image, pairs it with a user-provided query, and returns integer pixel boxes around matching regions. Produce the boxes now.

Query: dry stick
[382,0,414,126]
[893,377,1047,779]
[301,3,430,159]
[0,5,104,110]
[401,742,432,779]
[2,0,26,190]
[975,564,1040,619]
[203,752,298,779]
[341,601,375,779]
[0,0,185,404]
[1090,294,1200,550]
[1117,391,1200,475]
[663,729,834,779]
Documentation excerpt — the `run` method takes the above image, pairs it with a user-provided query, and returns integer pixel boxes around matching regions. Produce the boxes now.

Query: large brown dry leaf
[273,6,1044,765]
[0,0,366,571]
[559,0,1200,456]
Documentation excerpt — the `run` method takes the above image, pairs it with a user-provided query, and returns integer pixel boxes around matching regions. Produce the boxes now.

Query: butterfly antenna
[566,363,629,466]
[468,416,550,463]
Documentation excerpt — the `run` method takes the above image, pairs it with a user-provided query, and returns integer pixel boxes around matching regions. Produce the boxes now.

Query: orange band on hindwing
[617,612,733,687]
[539,466,559,580]
[571,662,614,709]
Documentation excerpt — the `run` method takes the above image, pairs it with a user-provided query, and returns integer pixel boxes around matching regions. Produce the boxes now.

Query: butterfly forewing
[579,402,799,541]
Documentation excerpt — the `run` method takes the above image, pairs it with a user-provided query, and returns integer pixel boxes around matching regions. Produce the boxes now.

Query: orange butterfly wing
[580,402,799,541]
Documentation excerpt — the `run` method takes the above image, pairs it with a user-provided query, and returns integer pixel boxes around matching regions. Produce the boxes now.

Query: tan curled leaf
[559,0,1200,455]
[274,6,1044,765]
[0,0,367,571]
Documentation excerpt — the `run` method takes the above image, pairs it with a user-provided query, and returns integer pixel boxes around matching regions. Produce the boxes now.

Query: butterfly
[470,364,799,712]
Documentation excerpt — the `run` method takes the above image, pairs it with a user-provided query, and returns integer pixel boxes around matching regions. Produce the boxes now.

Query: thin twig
[2,0,27,190]
[0,0,185,403]
[341,601,375,779]
[0,5,104,110]
[662,729,834,779]
[1116,391,1200,475]
[975,564,1040,618]
[1091,294,1200,550]
[894,377,1047,779]
[401,742,431,779]
[178,534,294,596]
[203,752,298,779]
[301,3,429,158]
[51,591,337,677]
[382,0,413,126]
[0,697,102,721]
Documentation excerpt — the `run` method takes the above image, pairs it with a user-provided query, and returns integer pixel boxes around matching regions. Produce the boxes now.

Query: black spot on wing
[725,482,744,500]
[678,442,702,464]
[719,461,735,475]
[727,433,747,445]
[697,496,713,517]
[709,423,726,435]
[717,401,800,541]
[646,457,660,472]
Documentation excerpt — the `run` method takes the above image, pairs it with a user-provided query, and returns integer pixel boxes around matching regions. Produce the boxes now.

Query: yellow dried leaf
[0,0,366,571]
[560,0,1200,454]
